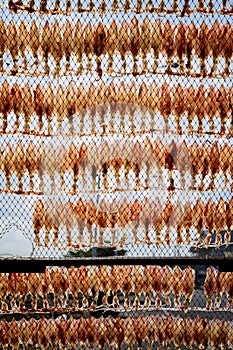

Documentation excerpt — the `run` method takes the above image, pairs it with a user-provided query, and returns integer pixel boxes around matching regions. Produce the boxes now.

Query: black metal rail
[0,257,232,272]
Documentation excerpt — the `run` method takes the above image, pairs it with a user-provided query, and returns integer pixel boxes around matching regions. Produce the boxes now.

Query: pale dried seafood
[32,197,233,249]
[0,138,232,194]
[0,265,195,311]
[0,20,232,77]
[0,137,233,196]
[1,314,233,349]
[1,81,232,137]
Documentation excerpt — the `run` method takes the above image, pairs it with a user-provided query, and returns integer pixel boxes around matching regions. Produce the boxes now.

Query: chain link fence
[0,264,233,348]
[0,0,233,348]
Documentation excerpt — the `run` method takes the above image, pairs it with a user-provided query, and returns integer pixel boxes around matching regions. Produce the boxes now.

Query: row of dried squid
[0,314,232,349]
[204,266,233,310]
[1,80,233,136]
[33,197,233,248]
[0,19,232,76]
[1,138,233,193]
[8,0,233,15]
[0,265,195,311]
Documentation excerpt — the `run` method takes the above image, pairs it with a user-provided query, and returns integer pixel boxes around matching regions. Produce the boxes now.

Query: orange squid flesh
[1,81,11,133]
[205,85,216,132]
[225,198,233,246]
[218,85,229,134]
[215,271,226,308]
[161,265,173,306]
[73,20,84,74]
[51,21,63,76]
[41,21,51,74]
[137,82,148,131]
[175,22,186,72]
[107,20,118,74]
[3,142,14,191]
[0,21,6,72]
[22,83,33,133]
[13,141,26,191]
[220,142,231,188]
[43,83,54,135]
[151,19,162,73]
[118,20,130,73]
[33,200,45,246]
[140,18,151,73]
[193,198,204,246]
[182,266,195,310]
[222,22,233,75]
[93,23,107,78]
[150,265,163,307]
[209,21,222,76]
[204,199,216,247]
[197,22,209,76]
[8,21,19,73]
[34,83,45,132]
[11,83,22,132]
[29,20,40,72]
[204,266,217,310]
[162,21,174,73]
[214,197,226,247]
[172,266,183,308]
[63,20,73,72]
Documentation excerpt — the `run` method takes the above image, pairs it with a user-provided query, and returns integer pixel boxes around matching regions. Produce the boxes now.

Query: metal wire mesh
[0,0,233,348]
[0,0,233,258]
[0,313,232,350]
[0,264,233,348]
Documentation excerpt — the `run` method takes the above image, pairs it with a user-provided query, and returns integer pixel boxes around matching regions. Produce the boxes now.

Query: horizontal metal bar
[0,257,232,272]
[1,307,232,322]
